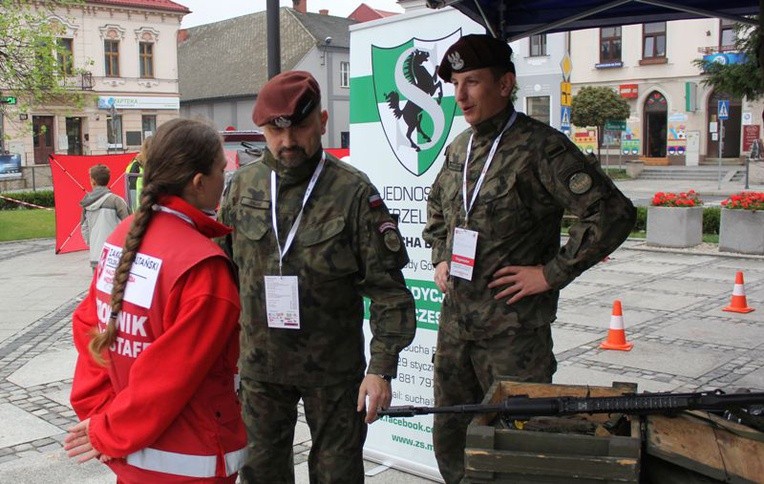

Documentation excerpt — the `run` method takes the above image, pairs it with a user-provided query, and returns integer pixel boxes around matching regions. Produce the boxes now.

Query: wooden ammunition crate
[644,410,764,483]
[465,380,641,483]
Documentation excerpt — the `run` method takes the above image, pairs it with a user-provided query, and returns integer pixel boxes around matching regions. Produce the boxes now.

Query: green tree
[0,1,89,121]
[693,21,762,103]
[571,86,630,159]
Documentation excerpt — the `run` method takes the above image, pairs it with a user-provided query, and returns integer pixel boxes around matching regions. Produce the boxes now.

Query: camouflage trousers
[238,378,367,484]
[433,325,557,484]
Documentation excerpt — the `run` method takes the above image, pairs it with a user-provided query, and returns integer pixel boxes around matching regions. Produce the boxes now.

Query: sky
[178,0,404,28]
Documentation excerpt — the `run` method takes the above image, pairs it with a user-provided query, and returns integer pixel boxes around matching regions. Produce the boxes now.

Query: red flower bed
[721,192,764,211]
[651,190,702,207]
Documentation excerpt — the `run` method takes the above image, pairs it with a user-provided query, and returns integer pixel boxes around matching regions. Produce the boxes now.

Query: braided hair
[89,118,224,364]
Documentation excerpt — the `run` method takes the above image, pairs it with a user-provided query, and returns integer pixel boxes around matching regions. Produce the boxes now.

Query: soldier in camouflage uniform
[219,71,416,483]
[422,35,636,483]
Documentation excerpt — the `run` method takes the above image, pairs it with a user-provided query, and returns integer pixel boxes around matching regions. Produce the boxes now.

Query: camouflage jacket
[220,149,416,386]
[422,106,636,340]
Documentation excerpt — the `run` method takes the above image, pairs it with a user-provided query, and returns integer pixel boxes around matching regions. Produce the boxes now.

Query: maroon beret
[437,34,516,82]
[252,71,321,127]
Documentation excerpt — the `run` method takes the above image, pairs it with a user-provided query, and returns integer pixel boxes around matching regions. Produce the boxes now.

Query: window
[340,61,350,88]
[57,38,74,76]
[107,114,123,149]
[720,19,735,51]
[599,27,621,64]
[104,39,120,77]
[642,22,666,59]
[530,34,547,57]
[139,42,154,78]
[526,96,550,125]
[142,115,157,139]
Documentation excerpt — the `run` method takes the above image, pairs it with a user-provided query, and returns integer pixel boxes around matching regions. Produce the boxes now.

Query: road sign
[560,106,571,129]
[717,100,729,120]
[0,96,17,105]
[560,53,572,82]
[604,120,626,131]
[560,81,572,107]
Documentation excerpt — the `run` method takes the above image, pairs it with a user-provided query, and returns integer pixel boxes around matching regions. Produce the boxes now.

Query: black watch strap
[377,374,392,382]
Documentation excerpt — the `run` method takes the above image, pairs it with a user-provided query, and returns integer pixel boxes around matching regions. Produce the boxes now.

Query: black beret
[252,71,321,127]
[437,34,516,82]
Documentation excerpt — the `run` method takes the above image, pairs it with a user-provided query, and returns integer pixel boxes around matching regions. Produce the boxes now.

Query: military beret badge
[274,116,292,128]
[448,51,464,71]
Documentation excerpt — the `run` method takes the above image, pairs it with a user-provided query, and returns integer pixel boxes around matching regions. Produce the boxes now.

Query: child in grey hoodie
[80,164,129,270]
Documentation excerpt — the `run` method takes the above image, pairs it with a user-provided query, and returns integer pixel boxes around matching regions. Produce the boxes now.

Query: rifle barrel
[378,391,764,418]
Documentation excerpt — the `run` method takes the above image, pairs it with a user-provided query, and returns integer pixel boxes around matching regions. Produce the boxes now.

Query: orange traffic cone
[723,271,755,313]
[600,300,633,351]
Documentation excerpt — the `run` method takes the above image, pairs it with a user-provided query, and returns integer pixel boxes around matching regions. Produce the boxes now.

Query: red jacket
[71,196,246,483]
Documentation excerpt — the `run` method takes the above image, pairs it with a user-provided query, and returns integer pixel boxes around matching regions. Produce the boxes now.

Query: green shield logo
[371,30,460,176]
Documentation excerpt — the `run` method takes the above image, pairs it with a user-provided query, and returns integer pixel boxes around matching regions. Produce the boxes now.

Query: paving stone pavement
[0,238,762,483]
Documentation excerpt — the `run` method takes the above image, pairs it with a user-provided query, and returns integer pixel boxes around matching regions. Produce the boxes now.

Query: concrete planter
[719,209,764,255]
[625,160,644,178]
[646,206,703,248]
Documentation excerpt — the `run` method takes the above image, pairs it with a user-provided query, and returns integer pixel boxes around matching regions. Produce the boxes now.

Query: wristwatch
[376,374,393,383]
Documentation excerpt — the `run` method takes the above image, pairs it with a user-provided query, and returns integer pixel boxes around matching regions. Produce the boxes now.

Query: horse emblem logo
[371,30,461,176]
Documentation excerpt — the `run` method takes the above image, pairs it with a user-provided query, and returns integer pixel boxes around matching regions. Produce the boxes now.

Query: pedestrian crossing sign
[560,106,571,129]
[718,100,729,120]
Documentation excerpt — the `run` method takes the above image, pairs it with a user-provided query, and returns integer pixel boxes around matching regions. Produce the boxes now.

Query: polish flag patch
[368,194,383,208]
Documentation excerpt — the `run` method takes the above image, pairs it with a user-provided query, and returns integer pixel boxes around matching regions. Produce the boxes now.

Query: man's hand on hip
[488,265,551,304]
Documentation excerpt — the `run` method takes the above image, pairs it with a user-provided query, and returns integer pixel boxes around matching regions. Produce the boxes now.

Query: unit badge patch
[568,172,592,195]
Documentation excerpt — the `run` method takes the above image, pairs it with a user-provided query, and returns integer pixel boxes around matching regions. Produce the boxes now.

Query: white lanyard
[271,152,326,274]
[462,111,517,224]
[153,204,194,226]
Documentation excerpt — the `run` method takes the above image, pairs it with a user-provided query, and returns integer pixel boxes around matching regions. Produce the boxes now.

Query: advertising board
[350,7,482,480]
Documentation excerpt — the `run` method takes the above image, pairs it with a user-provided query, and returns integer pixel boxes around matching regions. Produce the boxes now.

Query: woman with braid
[64,118,247,483]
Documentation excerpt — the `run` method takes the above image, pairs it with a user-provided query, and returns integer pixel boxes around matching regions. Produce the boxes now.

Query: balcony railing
[57,71,94,91]
[697,44,737,55]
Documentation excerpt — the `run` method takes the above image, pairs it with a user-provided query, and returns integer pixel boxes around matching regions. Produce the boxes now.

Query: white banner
[352,7,482,481]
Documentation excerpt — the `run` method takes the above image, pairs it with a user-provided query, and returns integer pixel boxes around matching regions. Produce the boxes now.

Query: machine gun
[379,389,764,430]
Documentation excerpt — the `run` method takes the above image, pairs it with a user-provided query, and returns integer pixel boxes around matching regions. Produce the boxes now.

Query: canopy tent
[424,0,761,41]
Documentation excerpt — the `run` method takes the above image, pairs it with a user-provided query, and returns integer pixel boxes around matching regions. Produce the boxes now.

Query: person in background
[125,136,152,213]
[422,34,636,483]
[80,164,129,271]
[219,70,416,483]
[65,118,247,483]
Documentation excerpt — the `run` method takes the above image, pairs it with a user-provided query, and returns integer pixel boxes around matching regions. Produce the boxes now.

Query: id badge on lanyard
[450,112,516,281]
[264,153,325,329]
[264,275,300,329]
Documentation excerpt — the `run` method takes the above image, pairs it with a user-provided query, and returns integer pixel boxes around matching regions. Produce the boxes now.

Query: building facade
[510,32,568,132]
[569,18,763,165]
[178,6,356,149]
[0,0,187,182]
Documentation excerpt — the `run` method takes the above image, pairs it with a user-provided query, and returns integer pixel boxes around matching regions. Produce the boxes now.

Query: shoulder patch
[568,172,593,195]
[369,194,384,209]
[383,231,402,252]
[377,221,397,233]
[377,220,402,252]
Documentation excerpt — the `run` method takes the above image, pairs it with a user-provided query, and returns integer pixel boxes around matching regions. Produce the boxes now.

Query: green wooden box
[465,380,641,483]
